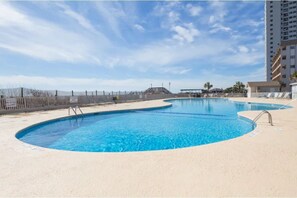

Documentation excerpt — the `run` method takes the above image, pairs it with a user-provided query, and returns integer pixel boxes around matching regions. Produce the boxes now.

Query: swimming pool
[16,98,290,152]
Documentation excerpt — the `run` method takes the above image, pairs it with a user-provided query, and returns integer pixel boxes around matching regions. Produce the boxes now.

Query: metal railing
[253,110,273,126]
[68,106,84,117]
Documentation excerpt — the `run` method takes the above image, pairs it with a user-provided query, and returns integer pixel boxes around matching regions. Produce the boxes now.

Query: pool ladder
[252,110,273,127]
[68,106,84,117]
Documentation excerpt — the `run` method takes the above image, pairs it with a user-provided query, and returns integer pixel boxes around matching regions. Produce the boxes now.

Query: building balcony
[272,72,281,81]
[272,63,282,74]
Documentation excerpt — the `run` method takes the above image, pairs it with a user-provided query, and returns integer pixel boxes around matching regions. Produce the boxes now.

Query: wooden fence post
[21,87,24,98]
[24,97,27,109]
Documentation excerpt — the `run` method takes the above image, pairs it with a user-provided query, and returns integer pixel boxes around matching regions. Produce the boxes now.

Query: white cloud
[56,3,95,32]
[133,24,145,32]
[245,19,264,27]
[172,23,200,43]
[153,2,181,29]
[209,23,232,33]
[0,2,31,28]
[208,1,227,24]
[220,50,263,66]
[208,16,215,24]
[0,1,265,79]
[168,11,180,23]
[238,45,249,53]
[199,67,265,87]
[94,2,127,39]
[0,75,194,92]
[186,4,202,16]
[0,2,110,64]
[217,35,264,66]
[153,2,181,16]
[0,70,265,93]
[159,66,191,75]
[0,2,234,76]
[107,36,232,74]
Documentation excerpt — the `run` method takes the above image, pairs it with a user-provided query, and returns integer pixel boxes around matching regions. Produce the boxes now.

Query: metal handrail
[68,106,84,117]
[68,106,77,116]
[75,106,84,115]
[252,110,273,126]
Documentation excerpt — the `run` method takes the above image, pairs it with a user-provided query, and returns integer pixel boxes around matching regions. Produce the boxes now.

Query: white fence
[0,87,248,114]
[0,87,143,98]
[0,94,182,114]
[250,92,268,98]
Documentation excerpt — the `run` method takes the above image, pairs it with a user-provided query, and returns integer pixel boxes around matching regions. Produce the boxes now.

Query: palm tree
[277,80,286,92]
[204,82,213,93]
[224,87,234,93]
[233,81,245,93]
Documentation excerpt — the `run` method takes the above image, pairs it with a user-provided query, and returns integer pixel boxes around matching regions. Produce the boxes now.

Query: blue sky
[0,1,264,92]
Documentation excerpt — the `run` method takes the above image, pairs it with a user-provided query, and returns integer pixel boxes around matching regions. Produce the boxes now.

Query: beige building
[271,40,297,91]
[247,81,280,98]
[271,47,281,82]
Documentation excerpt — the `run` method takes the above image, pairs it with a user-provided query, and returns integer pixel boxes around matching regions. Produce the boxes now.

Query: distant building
[271,47,282,82]
[209,88,223,93]
[180,89,203,94]
[265,0,297,82]
[144,87,171,94]
[271,43,297,91]
[247,81,280,98]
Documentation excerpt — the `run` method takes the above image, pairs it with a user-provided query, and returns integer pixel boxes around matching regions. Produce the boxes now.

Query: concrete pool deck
[0,97,297,197]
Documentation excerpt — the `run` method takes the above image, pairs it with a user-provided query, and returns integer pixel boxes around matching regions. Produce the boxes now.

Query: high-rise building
[265,1,281,82]
[265,0,297,90]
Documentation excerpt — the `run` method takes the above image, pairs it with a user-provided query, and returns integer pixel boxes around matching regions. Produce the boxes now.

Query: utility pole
[169,82,171,92]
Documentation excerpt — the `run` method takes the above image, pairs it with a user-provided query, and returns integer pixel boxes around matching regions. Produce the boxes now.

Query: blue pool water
[16,99,290,152]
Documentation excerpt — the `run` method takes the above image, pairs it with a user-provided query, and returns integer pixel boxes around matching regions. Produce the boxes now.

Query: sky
[0,1,265,93]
